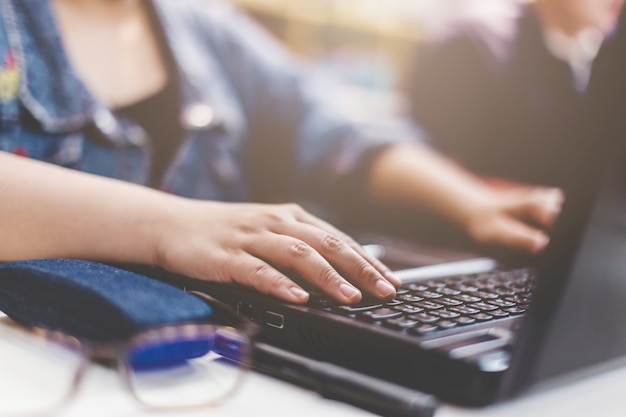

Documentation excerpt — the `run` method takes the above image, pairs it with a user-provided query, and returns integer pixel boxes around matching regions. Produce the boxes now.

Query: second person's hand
[461,183,564,254]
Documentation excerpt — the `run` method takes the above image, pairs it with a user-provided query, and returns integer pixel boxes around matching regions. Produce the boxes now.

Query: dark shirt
[116,79,183,188]
[115,2,184,188]
[409,7,584,187]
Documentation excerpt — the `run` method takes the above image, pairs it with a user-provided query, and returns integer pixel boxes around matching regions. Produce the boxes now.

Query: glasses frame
[0,293,259,416]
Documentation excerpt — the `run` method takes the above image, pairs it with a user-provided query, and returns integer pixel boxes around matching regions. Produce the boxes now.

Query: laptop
[160,11,626,406]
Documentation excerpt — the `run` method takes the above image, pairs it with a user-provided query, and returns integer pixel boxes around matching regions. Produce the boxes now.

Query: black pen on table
[252,342,437,417]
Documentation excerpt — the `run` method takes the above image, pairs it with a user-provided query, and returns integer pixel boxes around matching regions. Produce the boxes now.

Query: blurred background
[224,0,624,188]
[225,0,524,121]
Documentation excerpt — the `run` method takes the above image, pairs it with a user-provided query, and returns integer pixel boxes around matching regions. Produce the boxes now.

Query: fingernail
[533,234,550,253]
[289,287,309,302]
[376,279,396,298]
[547,189,564,211]
[339,283,361,301]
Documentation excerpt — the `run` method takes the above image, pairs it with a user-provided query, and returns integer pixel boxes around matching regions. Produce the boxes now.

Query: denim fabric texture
[0,0,412,205]
[0,259,213,341]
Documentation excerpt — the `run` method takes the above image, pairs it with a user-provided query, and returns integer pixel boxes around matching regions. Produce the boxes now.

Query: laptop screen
[503,10,626,396]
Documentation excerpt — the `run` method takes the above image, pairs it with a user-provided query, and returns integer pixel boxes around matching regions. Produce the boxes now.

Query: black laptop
[161,11,626,406]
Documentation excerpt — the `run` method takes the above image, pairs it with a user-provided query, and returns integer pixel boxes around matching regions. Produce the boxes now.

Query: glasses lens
[125,325,250,409]
[0,323,83,416]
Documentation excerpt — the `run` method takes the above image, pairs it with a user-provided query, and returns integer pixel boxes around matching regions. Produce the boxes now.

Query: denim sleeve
[188,3,424,206]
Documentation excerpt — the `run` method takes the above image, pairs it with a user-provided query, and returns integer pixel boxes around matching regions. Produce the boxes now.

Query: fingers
[294,210,402,288]
[256,239,360,303]
[225,253,311,303]
[508,187,564,227]
[482,216,550,254]
[248,232,387,304]
[468,187,559,253]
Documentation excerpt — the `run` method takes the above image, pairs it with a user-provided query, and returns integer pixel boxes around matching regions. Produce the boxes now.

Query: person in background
[408,0,624,188]
[0,0,561,306]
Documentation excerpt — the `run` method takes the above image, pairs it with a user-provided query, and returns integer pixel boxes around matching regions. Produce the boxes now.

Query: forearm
[366,142,491,228]
[0,152,182,263]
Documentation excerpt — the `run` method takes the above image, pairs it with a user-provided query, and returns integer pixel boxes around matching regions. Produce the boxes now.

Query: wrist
[135,194,191,268]
[447,182,495,232]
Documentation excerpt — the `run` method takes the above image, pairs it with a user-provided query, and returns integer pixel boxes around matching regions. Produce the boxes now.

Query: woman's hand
[154,200,400,304]
[0,153,396,305]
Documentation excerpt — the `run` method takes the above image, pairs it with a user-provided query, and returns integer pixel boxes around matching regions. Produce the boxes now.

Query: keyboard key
[487,299,516,309]
[413,300,445,310]
[438,297,463,307]
[426,280,446,289]
[407,284,429,292]
[449,306,481,315]
[489,309,510,318]
[431,310,461,319]
[504,306,526,315]
[436,287,461,296]
[409,323,439,336]
[408,313,439,323]
[437,320,458,329]
[413,291,443,299]
[495,288,516,297]
[452,294,481,304]
[359,308,403,321]
[451,284,479,293]
[443,276,465,285]
[474,291,500,300]
[383,317,419,330]
[474,282,497,290]
[394,304,424,314]
[472,313,494,322]
[397,294,424,303]
[505,295,532,304]
[453,316,476,326]
[471,302,499,312]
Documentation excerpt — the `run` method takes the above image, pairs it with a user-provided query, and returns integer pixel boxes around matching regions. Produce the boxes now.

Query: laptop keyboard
[308,268,534,337]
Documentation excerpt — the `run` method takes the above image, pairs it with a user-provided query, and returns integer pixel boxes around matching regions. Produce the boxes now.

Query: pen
[252,342,437,417]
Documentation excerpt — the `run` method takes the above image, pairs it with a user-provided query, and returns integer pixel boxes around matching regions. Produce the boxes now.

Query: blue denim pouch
[0,259,212,341]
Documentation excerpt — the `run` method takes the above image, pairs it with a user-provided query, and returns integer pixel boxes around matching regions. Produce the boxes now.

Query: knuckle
[261,210,285,226]
[247,265,293,295]
[284,202,302,211]
[318,267,341,287]
[283,203,304,216]
[288,240,313,258]
[250,263,275,283]
[239,221,262,234]
[355,259,378,283]
[320,234,344,254]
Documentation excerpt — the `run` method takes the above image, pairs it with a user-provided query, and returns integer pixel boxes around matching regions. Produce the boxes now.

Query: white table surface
[2,314,626,417]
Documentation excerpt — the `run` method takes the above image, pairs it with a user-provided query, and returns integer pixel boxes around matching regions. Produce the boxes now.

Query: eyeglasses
[0,294,257,416]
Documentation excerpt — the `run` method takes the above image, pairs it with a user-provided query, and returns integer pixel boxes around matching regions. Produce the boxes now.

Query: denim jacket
[0,0,408,206]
